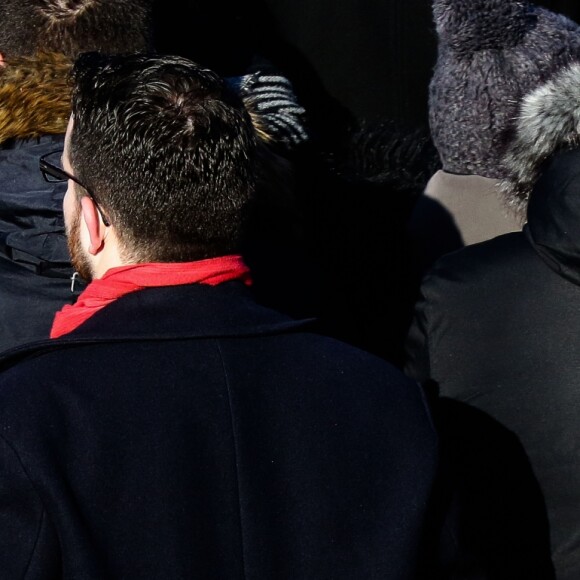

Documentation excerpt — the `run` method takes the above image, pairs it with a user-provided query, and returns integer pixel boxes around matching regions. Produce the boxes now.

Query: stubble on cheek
[67,206,94,283]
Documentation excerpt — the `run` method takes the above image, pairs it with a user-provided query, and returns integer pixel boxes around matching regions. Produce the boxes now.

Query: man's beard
[67,206,94,283]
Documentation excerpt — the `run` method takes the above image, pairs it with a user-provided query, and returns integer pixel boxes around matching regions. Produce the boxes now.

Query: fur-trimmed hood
[501,62,580,218]
[501,62,580,284]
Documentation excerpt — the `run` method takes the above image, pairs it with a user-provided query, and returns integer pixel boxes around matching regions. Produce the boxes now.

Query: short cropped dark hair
[0,0,152,59]
[69,52,258,262]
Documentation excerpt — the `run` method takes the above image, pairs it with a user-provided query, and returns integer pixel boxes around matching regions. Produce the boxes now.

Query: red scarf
[50,255,252,339]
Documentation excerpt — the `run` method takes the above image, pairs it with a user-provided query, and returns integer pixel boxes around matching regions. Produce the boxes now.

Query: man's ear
[80,196,106,255]
[0,53,4,67]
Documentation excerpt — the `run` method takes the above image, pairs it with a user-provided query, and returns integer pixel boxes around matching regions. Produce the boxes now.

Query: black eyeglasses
[39,150,111,227]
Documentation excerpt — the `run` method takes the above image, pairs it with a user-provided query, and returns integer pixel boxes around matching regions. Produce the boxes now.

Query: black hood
[525,148,580,285]
[0,134,72,277]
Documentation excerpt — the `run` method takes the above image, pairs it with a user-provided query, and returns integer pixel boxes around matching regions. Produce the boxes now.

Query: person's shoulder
[291,332,437,435]
[0,338,75,388]
[0,341,67,424]
[296,331,424,392]
[410,232,531,313]
[426,231,529,280]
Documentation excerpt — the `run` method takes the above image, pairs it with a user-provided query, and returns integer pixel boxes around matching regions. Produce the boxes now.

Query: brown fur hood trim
[0,52,72,144]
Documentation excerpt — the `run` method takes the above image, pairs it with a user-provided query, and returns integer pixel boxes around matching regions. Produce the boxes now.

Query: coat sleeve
[0,434,54,578]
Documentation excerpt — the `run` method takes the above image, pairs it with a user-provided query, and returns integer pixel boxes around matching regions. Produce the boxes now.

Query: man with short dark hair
[0,0,309,353]
[0,0,153,351]
[0,52,438,578]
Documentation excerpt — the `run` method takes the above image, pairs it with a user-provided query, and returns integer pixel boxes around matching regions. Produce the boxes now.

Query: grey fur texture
[430,0,580,179]
[501,62,580,218]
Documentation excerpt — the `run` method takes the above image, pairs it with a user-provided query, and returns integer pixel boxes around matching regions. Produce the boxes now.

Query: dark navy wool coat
[0,281,437,579]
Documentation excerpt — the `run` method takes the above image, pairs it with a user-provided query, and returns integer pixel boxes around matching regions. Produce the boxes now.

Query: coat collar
[0,282,316,367]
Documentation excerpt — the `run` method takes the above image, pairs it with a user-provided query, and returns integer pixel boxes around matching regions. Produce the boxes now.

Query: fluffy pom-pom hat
[429,0,580,179]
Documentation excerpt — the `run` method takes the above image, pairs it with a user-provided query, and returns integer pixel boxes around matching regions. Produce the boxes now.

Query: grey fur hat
[429,0,580,179]
[501,62,580,218]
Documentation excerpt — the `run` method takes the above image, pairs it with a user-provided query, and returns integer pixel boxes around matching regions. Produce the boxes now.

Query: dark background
[149,1,580,365]
[151,1,580,131]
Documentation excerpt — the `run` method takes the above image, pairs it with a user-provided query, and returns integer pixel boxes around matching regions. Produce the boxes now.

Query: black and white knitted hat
[429,0,580,179]
[227,72,309,151]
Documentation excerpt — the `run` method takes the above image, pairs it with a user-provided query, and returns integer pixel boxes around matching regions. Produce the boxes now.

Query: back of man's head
[0,0,152,59]
[69,52,257,263]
